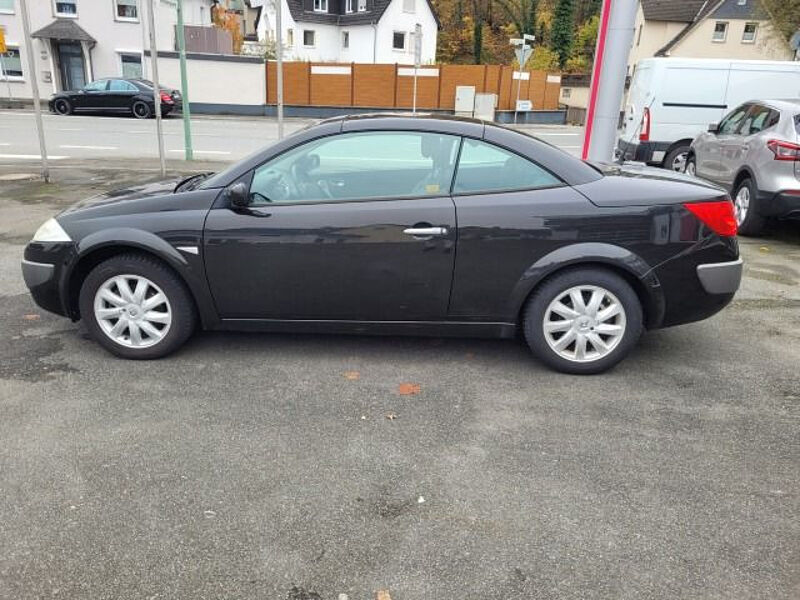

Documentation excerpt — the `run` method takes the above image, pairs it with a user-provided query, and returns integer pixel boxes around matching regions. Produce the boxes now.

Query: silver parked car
[687,99,800,235]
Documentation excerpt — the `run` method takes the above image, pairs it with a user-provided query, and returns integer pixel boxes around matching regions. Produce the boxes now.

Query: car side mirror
[228,182,249,207]
[708,123,719,134]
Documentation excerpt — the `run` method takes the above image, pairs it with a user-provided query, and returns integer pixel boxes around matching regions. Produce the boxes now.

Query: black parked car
[21,115,742,374]
[49,78,181,119]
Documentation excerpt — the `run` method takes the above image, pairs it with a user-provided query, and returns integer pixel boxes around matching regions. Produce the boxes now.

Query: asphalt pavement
[0,159,798,599]
[0,110,586,162]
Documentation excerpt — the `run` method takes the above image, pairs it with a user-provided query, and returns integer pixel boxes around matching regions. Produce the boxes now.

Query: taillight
[767,139,800,161]
[160,91,174,104]
[639,107,650,142]
[683,200,737,237]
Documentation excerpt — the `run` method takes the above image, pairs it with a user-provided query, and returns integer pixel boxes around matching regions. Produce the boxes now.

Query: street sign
[0,28,6,54]
[514,44,532,69]
[516,99,532,112]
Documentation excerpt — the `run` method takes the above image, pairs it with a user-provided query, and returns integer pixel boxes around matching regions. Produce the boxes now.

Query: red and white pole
[581,0,637,161]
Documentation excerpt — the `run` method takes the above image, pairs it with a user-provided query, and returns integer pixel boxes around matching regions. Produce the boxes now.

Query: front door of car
[203,130,460,321]
[705,104,750,184]
[73,79,109,110]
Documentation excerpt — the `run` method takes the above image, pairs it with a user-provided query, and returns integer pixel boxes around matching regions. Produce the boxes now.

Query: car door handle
[403,227,448,237]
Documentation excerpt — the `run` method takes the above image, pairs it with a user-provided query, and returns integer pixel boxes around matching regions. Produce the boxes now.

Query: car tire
[664,144,691,173]
[53,98,72,116]
[522,268,643,375]
[78,253,197,359]
[132,100,152,119]
[733,177,765,236]
[685,154,696,177]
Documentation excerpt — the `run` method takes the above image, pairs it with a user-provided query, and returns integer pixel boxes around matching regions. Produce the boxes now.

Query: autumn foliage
[211,0,244,55]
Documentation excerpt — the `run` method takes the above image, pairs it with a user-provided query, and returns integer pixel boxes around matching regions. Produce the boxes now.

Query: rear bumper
[616,138,671,165]
[696,258,743,295]
[757,189,800,218]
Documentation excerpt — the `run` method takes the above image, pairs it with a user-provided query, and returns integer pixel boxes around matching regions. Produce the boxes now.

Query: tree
[529,46,559,70]
[565,14,598,72]
[494,0,538,38]
[550,0,574,68]
[211,0,244,55]
[759,0,800,44]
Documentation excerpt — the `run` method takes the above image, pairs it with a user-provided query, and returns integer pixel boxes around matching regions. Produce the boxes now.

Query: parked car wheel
[78,253,196,359]
[664,144,691,173]
[53,98,72,116]
[132,101,152,119]
[685,154,696,177]
[523,268,643,374]
[733,177,765,236]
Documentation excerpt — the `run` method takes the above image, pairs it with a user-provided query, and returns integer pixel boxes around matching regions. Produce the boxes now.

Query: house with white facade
[254,0,439,64]
[0,0,214,101]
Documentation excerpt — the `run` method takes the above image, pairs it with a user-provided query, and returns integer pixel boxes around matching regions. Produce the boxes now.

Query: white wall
[154,54,265,107]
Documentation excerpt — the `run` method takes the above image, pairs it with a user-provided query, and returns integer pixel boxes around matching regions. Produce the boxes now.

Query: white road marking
[534,132,582,136]
[0,153,69,159]
[60,144,119,150]
[0,142,10,146]
[168,149,231,155]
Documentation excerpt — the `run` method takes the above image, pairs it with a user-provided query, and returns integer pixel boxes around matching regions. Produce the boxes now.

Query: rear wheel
[79,254,197,359]
[664,144,691,173]
[733,177,765,236]
[522,268,643,374]
[132,100,152,119]
[53,98,72,115]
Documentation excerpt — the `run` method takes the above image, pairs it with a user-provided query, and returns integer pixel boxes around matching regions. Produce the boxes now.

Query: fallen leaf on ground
[343,371,360,380]
[376,591,392,600]
[23,314,40,321]
[397,383,421,396]
[759,246,770,252]
[385,413,397,420]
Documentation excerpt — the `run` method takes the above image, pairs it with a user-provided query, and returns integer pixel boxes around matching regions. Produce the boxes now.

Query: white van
[616,58,800,171]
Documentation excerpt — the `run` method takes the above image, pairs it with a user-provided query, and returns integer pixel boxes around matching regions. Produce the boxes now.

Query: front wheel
[664,144,691,173]
[79,254,197,359]
[522,268,643,374]
[685,155,696,177]
[53,98,72,115]
[132,100,152,119]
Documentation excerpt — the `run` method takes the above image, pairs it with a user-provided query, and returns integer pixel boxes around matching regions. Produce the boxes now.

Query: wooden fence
[265,62,562,111]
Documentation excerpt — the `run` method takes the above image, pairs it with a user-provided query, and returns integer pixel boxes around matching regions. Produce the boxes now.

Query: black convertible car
[49,78,180,119]
[22,114,742,373]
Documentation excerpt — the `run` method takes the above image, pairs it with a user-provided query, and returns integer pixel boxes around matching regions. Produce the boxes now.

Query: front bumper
[697,258,743,295]
[22,242,76,317]
[616,138,671,165]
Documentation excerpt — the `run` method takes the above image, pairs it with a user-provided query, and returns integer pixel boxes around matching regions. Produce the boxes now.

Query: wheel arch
[62,229,218,328]
[662,139,694,168]
[733,166,757,190]
[509,244,665,330]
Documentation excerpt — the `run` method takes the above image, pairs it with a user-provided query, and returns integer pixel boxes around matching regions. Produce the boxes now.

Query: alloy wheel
[93,274,172,348]
[55,99,69,115]
[133,102,150,119]
[685,160,696,177]
[734,185,750,225]
[542,285,627,363]
[670,151,688,172]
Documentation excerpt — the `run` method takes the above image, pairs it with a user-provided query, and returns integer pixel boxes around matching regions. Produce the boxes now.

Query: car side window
[248,131,460,205]
[718,105,749,135]
[83,80,108,92]
[109,79,136,92]
[453,138,561,194]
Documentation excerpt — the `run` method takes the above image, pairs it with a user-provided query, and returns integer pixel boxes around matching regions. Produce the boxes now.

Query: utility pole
[175,0,193,160]
[146,0,167,176]
[275,0,284,139]
[581,0,637,161]
[19,0,49,182]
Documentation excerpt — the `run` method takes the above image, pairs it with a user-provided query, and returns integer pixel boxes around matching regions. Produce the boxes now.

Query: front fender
[507,242,665,328]
[61,227,219,328]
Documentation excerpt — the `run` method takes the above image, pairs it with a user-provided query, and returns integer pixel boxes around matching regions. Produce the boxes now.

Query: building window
[342,31,349,49]
[392,31,405,50]
[358,0,366,12]
[561,88,571,98]
[114,0,138,21]
[313,0,327,12]
[712,21,728,42]
[737,0,746,5]
[54,0,77,16]
[742,22,758,43]
[120,53,142,78]
[0,0,14,14]
[403,0,414,12]
[0,47,23,79]
[345,0,353,12]
[303,30,315,47]
[286,28,294,46]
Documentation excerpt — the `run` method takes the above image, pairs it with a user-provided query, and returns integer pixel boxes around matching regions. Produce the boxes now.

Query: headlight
[32,218,72,242]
